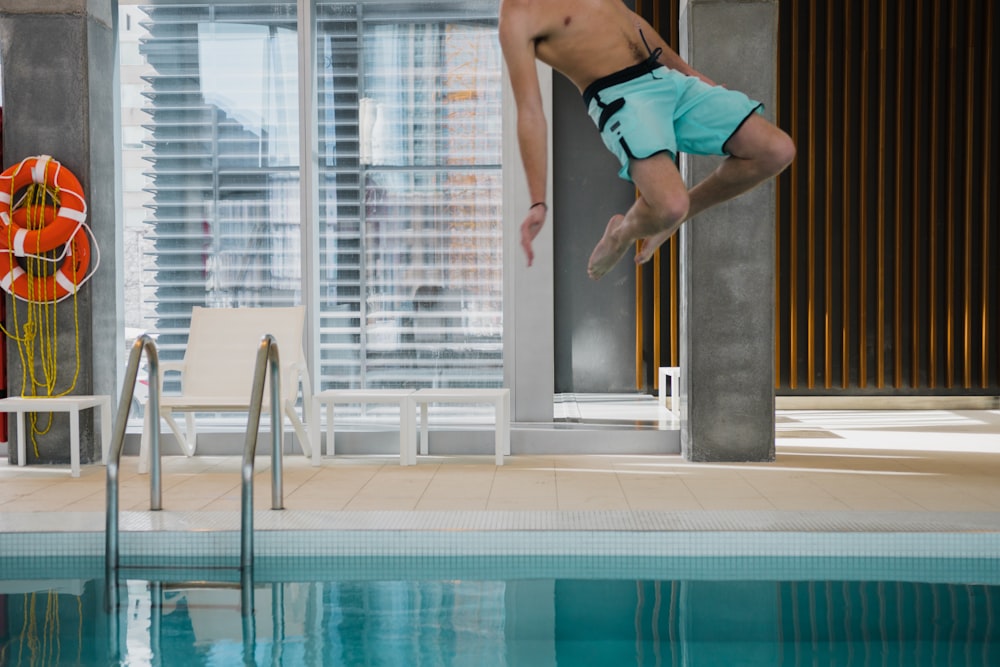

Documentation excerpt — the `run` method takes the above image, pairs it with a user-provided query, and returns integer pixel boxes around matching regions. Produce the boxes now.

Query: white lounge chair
[138,306,312,472]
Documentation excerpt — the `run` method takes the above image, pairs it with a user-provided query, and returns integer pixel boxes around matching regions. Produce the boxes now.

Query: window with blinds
[120,1,503,399]
[315,2,503,390]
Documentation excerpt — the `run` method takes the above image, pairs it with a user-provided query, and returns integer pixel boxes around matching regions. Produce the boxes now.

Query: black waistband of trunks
[582,59,665,107]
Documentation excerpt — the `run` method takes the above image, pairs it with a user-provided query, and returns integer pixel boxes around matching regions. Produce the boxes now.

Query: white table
[411,388,510,465]
[0,395,113,477]
[311,389,416,466]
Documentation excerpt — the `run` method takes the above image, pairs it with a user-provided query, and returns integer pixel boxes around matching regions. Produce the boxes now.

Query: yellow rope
[77,596,84,664]
[0,157,85,457]
[10,591,66,667]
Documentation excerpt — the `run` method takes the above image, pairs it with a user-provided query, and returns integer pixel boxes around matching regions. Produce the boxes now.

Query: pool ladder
[104,333,286,614]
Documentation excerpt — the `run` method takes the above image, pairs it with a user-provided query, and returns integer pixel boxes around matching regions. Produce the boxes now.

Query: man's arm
[499,5,548,266]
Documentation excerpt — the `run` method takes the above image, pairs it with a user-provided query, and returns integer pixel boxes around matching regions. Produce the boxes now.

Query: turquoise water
[1,556,998,666]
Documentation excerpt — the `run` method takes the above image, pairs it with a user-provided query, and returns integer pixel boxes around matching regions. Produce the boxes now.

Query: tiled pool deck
[1,407,998,560]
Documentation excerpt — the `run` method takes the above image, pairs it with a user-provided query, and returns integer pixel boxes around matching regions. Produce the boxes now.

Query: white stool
[310,389,416,466]
[411,388,510,465]
[658,367,680,420]
[0,395,113,477]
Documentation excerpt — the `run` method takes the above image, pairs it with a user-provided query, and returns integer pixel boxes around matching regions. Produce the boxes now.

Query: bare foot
[587,214,631,280]
[635,228,672,265]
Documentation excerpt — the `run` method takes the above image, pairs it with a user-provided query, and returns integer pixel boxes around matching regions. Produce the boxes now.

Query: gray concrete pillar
[677,0,777,461]
[0,0,121,465]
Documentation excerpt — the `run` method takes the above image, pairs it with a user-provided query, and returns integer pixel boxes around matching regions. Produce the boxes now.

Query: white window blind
[315,2,503,390]
[127,2,302,374]
[122,0,502,396]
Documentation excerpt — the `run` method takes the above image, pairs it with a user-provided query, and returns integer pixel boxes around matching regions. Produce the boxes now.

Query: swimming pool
[1,554,997,666]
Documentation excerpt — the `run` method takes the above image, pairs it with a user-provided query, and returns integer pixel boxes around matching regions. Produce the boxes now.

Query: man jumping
[499,0,796,279]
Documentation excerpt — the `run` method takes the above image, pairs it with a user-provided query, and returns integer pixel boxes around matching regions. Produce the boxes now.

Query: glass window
[120,0,502,410]
[315,3,502,390]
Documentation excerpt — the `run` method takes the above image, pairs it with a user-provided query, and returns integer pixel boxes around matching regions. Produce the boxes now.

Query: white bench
[411,388,510,465]
[310,389,416,466]
[658,366,680,420]
[0,395,112,477]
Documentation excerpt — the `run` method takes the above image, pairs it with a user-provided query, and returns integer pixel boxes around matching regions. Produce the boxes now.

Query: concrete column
[0,0,121,464]
[677,0,777,461]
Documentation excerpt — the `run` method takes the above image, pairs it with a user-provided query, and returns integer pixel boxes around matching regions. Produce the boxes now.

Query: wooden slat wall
[640,0,998,396]
[776,0,999,394]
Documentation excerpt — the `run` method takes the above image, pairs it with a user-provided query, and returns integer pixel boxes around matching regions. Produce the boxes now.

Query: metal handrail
[106,334,161,576]
[105,334,160,623]
[105,333,285,584]
[241,333,286,572]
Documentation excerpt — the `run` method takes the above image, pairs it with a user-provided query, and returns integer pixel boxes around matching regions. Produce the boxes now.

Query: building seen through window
[119,1,502,407]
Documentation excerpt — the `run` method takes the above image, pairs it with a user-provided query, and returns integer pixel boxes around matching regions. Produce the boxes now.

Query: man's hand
[520,204,547,266]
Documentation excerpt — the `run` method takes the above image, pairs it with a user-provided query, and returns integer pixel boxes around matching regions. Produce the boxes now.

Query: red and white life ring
[0,155,87,255]
[0,229,92,302]
[0,157,94,302]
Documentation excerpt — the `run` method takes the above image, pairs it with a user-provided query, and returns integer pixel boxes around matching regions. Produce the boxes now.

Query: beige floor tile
[557,493,630,511]
[767,496,851,511]
[682,477,766,499]
[837,496,928,511]
[422,480,494,502]
[486,497,559,511]
[1,408,997,520]
[625,495,703,511]
[416,497,489,511]
[344,495,421,511]
[697,496,776,511]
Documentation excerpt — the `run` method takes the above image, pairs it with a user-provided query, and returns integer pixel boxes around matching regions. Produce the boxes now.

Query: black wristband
[530,202,547,211]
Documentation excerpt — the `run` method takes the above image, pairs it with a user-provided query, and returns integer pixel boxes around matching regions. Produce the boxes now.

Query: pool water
[1,556,997,666]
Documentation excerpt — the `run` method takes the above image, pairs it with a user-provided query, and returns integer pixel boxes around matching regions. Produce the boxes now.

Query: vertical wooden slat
[858,1,870,388]
[875,0,887,389]
[806,2,817,388]
[911,0,923,388]
[636,241,643,390]
[775,157,782,388]
[653,249,661,384]
[893,2,904,389]
[928,0,941,388]
[945,2,959,389]
[775,3,783,391]
[963,2,975,389]
[823,0,833,388]
[841,0,852,389]
[788,0,800,389]
[983,0,994,389]
[670,237,678,366]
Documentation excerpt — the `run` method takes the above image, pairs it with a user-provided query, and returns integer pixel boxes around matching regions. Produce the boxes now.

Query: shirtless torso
[500,0,707,94]
[518,0,652,91]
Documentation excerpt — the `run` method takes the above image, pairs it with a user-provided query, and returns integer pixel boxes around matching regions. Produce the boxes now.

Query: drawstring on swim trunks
[582,29,666,131]
[638,29,663,77]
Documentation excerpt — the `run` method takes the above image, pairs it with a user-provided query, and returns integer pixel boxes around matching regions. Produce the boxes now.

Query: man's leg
[634,114,795,264]
[587,151,689,280]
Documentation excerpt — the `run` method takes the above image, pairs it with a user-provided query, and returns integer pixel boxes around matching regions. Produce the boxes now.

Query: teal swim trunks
[584,60,763,182]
